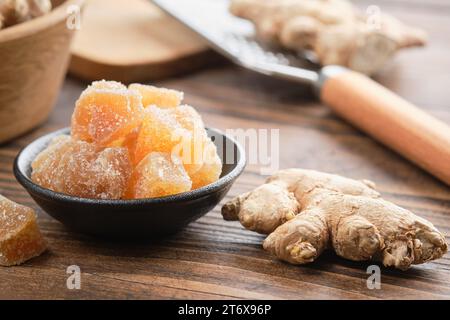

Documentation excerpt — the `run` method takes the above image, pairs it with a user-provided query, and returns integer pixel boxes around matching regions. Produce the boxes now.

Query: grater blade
[152,0,320,85]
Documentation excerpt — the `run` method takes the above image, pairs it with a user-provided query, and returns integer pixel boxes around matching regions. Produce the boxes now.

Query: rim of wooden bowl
[0,0,85,42]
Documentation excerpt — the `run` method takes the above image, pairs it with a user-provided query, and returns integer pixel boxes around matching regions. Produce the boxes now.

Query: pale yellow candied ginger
[169,105,209,175]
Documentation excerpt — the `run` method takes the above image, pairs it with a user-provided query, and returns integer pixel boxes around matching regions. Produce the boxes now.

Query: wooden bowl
[0,0,85,144]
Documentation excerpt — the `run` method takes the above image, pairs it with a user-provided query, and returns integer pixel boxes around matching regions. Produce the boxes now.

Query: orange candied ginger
[168,105,210,175]
[0,195,47,266]
[71,80,144,147]
[133,105,210,175]
[120,128,139,164]
[125,152,192,199]
[169,105,205,132]
[32,135,132,199]
[32,80,222,200]
[133,106,186,165]
[129,83,183,108]
[190,140,222,190]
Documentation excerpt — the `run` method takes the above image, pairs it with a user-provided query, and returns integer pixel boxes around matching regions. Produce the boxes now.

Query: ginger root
[230,0,427,74]
[0,0,51,30]
[222,169,448,270]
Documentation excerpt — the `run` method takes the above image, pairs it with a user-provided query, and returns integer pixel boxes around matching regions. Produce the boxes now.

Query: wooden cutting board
[69,0,213,83]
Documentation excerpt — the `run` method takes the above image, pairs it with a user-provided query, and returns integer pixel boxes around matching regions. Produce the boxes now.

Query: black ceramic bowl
[14,127,245,239]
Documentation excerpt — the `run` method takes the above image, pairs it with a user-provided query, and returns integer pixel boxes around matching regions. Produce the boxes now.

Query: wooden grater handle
[320,69,450,186]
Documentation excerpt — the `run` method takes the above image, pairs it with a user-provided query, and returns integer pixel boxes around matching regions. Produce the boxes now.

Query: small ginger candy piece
[190,140,222,190]
[71,80,144,147]
[0,195,46,266]
[125,152,192,199]
[129,83,183,108]
[31,135,132,200]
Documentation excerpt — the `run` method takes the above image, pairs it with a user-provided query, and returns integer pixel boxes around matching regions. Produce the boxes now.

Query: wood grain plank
[1,0,449,299]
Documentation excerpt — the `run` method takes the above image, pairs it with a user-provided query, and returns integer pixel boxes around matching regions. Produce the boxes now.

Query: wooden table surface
[1,0,450,300]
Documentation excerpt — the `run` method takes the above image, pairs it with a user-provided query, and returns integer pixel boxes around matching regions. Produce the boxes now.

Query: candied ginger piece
[134,106,189,164]
[129,83,183,108]
[86,147,133,199]
[89,80,126,90]
[0,195,47,266]
[169,105,205,133]
[71,80,143,147]
[191,140,222,189]
[169,105,208,173]
[32,137,132,199]
[119,127,139,164]
[134,106,205,176]
[125,152,192,199]
[31,135,72,190]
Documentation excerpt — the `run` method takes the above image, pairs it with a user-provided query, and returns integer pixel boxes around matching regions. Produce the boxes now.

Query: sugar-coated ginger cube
[71,80,144,147]
[169,105,205,133]
[119,127,139,164]
[133,106,207,175]
[129,83,183,108]
[190,140,222,189]
[125,152,192,199]
[133,106,190,164]
[168,105,209,174]
[30,135,73,189]
[0,195,47,266]
[32,135,132,199]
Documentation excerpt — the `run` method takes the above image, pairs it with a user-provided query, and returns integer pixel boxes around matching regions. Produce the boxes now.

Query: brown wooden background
[1,0,449,299]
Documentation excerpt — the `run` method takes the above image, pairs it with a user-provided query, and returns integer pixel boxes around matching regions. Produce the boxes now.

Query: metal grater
[151,0,343,91]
